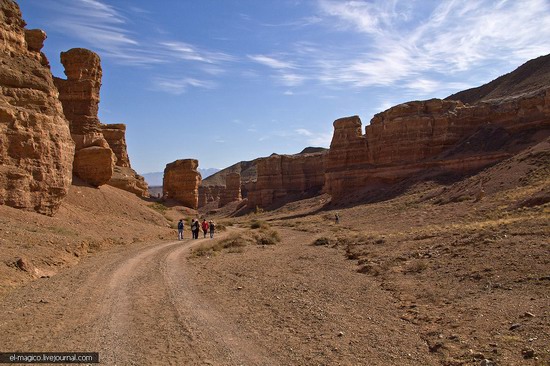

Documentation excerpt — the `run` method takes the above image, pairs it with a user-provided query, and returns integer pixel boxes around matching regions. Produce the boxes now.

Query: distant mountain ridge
[446,53,550,104]
[142,168,220,187]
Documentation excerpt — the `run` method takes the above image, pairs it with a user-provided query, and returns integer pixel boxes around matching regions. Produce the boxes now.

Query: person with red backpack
[201,219,209,238]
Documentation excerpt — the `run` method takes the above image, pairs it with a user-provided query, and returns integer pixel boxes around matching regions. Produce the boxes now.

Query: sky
[17,0,550,174]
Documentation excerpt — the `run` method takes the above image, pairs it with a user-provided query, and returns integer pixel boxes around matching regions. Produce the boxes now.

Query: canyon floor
[0,141,549,366]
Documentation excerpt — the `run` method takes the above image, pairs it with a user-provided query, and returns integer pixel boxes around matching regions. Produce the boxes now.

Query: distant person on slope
[209,220,215,239]
[201,219,209,238]
[177,219,184,240]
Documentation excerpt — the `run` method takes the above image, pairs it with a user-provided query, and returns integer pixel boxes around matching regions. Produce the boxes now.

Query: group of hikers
[177,218,215,240]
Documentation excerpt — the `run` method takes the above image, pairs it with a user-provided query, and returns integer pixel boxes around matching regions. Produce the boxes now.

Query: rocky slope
[446,53,550,104]
[0,0,74,215]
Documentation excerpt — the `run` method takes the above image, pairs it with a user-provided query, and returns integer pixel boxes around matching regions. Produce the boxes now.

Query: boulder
[0,0,74,215]
[73,146,115,187]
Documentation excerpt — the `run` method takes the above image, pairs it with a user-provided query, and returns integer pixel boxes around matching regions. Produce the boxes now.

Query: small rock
[509,323,521,330]
[428,342,444,353]
[480,359,494,366]
[337,331,344,337]
[236,286,243,290]
[522,347,536,359]
[523,311,535,318]
[15,257,32,272]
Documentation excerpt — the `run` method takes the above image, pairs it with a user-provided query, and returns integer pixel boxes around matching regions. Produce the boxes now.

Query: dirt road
[0,230,436,365]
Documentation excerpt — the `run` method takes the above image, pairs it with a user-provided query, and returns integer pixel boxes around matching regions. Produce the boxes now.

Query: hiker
[201,219,209,238]
[177,219,184,240]
[193,219,200,239]
[209,220,215,239]
[335,212,339,224]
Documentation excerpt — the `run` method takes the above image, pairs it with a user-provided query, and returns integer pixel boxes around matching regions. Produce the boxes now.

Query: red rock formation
[108,166,149,198]
[101,123,130,167]
[53,48,114,186]
[247,152,325,208]
[100,123,148,197]
[0,1,74,215]
[163,159,202,209]
[219,172,242,207]
[198,185,223,207]
[325,90,550,200]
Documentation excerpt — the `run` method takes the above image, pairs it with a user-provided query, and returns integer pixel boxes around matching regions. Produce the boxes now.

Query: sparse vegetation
[312,237,331,246]
[149,202,168,214]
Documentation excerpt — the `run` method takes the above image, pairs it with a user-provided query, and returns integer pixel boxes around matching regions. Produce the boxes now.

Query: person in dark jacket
[192,218,200,239]
[177,219,184,240]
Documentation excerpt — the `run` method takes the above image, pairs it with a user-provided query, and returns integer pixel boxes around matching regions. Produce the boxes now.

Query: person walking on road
[201,219,209,238]
[177,219,184,240]
[209,220,215,239]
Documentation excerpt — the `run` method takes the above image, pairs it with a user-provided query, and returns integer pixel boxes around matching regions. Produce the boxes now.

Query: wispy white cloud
[248,55,295,69]
[152,77,216,95]
[313,0,550,94]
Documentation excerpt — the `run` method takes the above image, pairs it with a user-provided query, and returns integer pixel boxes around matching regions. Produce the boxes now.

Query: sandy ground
[0,140,548,365]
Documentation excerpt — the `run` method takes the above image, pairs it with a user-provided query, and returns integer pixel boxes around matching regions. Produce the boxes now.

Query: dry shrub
[404,259,428,274]
[250,219,269,230]
[312,237,331,246]
[252,228,281,245]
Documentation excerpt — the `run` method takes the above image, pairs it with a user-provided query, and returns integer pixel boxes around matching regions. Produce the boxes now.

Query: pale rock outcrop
[0,0,74,215]
[163,159,202,209]
[325,91,550,200]
[247,152,325,208]
[219,172,242,207]
[53,48,114,187]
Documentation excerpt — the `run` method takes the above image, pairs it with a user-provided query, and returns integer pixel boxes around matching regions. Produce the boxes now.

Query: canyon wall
[219,172,242,207]
[163,159,202,209]
[198,185,224,207]
[53,48,114,187]
[247,152,326,208]
[325,90,550,200]
[0,1,74,215]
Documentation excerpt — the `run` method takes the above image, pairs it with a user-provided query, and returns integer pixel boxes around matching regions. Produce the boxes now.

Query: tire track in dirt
[0,233,276,365]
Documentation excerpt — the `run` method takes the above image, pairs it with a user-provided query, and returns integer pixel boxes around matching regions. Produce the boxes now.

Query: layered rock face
[101,124,130,167]
[0,1,74,215]
[163,159,202,209]
[101,123,148,197]
[53,48,114,186]
[219,172,242,207]
[198,185,223,207]
[247,152,325,208]
[325,91,550,199]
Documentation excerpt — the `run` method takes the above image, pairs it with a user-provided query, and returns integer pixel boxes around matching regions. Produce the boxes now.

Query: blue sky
[18,0,550,174]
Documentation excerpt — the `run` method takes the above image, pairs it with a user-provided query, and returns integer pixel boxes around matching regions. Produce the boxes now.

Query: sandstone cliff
[101,123,148,197]
[0,0,74,215]
[53,48,114,187]
[325,89,550,200]
[219,172,242,207]
[163,159,202,209]
[198,185,224,207]
[247,152,326,208]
